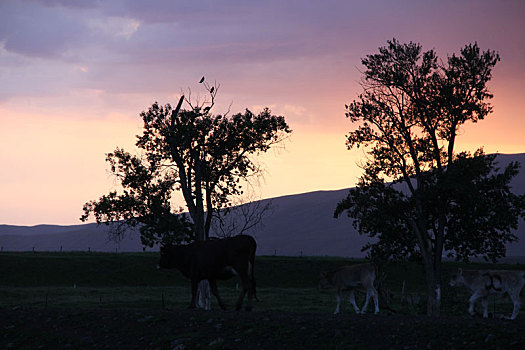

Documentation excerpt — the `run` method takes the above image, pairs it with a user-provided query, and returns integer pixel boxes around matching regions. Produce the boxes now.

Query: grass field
[1,252,525,349]
[0,252,358,312]
[1,251,523,315]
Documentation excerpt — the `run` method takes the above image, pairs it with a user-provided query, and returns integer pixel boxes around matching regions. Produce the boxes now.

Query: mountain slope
[1,153,524,257]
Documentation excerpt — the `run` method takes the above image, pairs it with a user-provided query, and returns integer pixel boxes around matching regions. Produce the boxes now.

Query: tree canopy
[82,80,291,246]
[335,39,525,316]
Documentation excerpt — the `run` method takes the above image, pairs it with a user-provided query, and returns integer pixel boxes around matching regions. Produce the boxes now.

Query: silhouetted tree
[82,79,291,246]
[80,145,193,246]
[334,39,525,316]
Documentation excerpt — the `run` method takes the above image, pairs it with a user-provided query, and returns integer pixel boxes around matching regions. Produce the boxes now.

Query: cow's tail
[249,243,258,302]
[248,260,258,302]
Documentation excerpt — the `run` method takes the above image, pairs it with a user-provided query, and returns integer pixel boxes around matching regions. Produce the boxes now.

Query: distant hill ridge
[1,153,524,258]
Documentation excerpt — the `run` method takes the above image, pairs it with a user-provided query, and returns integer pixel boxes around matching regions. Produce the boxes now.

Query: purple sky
[1,0,524,225]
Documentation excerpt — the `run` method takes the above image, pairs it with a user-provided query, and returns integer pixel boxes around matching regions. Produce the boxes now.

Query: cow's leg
[334,288,342,314]
[245,280,254,311]
[235,274,247,311]
[243,275,255,312]
[189,279,199,309]
[361,288,372,314]
[245,261,256,310]
[468,290,483,316]
[248,259,258,302]
[235,286,248,311]
[371,286,380,314]
[509,292,521,320]
[349,290,360,314]
[481,297,489,318]
[235,263,254,311]
[362,286,379,314]
[208,279,227,310]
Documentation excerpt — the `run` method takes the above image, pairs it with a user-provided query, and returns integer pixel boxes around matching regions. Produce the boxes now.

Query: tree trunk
[204,181,213,239]
[411,214,441,317]
[193,160,212,306]
[194,209,211,308]
[193,212,206,241]
[423,261,441,316]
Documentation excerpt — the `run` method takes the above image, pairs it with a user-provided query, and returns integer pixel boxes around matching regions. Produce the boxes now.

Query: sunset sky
[1,0,524,226]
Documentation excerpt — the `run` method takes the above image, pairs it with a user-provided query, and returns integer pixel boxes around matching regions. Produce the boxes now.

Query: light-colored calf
[319,263,379,315]
[449,268,525,320]
[196,267,239,310]
[196,280,211,310]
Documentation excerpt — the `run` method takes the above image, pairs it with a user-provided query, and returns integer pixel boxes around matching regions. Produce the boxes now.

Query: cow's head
[157,244,178,270]
[449,268,465,287]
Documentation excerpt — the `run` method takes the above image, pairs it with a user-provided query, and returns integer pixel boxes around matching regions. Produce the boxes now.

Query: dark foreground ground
[2,306,525,350]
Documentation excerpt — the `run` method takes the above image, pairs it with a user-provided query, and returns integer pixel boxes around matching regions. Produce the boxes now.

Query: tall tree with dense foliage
[334,39,525,316]
[82,80,291,246]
